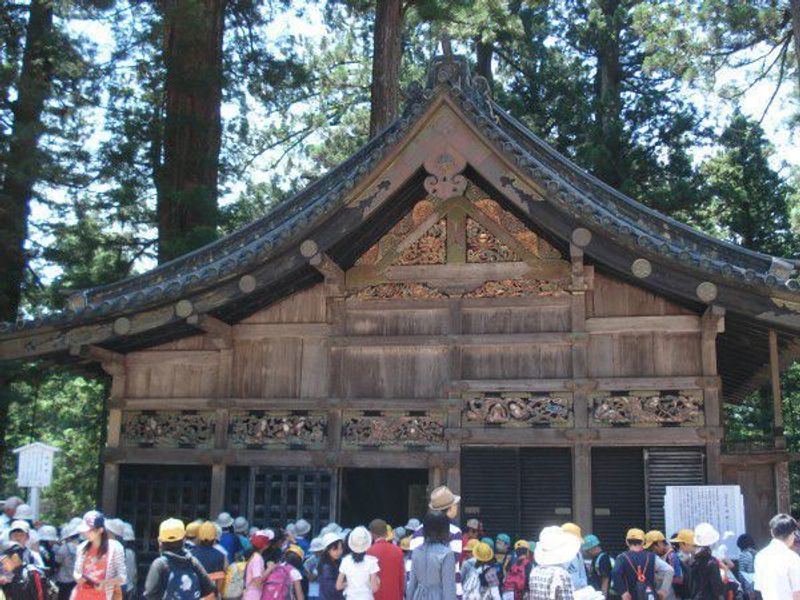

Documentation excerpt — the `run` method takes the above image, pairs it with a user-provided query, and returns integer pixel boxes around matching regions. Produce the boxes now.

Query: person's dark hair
[770,513,798,539]
[199,538,214,547]
[737,534,756,551]
[351,551,366,564]
[284,549,303,570]
[92,528,110,557]
[424,511,450,545]
[160,539,184,553]
[319,540,343,569]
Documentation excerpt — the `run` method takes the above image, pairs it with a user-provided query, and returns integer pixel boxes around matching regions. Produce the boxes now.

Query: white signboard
[14,442,58,488]
[664,485,746,546]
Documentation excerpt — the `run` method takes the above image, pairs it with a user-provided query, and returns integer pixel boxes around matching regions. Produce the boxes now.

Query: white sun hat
[693,522,720,547]
[534,526,581,566]
[348,526,372,554]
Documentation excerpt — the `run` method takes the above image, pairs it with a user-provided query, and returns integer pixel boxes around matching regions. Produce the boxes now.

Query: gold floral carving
[463,278,570,298]
[121,411,215,448]
[467,218,518,262]
[228,411,327,449]
[397,219,446,265]
[356,199,442,266]
[464,393,573,427]
[354,283,448,300]
[591,390,704,427]
[342,412,446,449]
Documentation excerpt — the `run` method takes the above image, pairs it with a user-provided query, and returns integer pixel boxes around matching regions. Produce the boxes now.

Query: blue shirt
[220,531,242,562]
[612,550,657,595]
[189,544,226,575]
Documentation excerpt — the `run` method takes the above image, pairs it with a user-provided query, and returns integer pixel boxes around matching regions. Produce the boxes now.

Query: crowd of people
[1,487,800,600]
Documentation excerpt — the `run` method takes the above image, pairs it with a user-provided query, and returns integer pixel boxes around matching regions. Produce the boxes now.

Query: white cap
[309,537,325,553]
[694,522,720,547]
[37,525,58,542]
[3,497,23,511]
[233,516,248,534]
[9,520,30,534]
[295,519,311,536]
[320,531,344,549]
[106,518,125,538]
[13,504,34,521]
[405,518,421,531]
[348,526,372,554]
[122,523,135,542]
[287,523,297,536]
[216,512,234,529]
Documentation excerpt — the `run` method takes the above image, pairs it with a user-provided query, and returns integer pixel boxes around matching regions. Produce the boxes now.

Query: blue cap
[581,534,601,551]
[497,533,511,545]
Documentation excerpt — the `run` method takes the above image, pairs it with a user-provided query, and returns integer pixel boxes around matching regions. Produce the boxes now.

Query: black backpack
[623,553,656,600]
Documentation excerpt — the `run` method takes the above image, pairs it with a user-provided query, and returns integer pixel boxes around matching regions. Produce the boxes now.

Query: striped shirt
[410,522,463,598]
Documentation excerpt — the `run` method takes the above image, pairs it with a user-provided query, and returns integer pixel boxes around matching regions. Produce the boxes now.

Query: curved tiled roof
[2,54,800,343]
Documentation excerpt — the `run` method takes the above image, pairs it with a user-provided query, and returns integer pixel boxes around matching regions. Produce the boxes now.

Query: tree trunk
[158,0,224,263]
[592,0,625,189]
[369,0,403,139]
[475,37,494,86]
[0,0,55,488]
[0,0,54,323]
[791,0,800,94]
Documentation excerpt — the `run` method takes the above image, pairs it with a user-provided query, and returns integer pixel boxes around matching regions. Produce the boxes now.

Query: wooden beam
[586,315,706,334]
[330,332,584,348]
[187,313,233,349]
[770,329,784,432]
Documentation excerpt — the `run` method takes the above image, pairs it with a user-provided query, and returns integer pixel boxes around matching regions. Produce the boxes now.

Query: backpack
[223,561,247,599]
[261,562,295,600]
[163,557,203,600]
[623,553,656,600]
[464,566,492,600]
[502,557,531,600]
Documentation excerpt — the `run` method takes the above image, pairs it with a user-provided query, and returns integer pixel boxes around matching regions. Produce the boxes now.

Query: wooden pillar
[701,306,724,483]
[569,244,592,530]
[769,329,791,513]
[94,347,125,515]
[102,463,119,514]
[210,464,227,517]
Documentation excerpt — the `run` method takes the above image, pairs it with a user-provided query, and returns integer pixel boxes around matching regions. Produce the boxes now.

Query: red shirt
[367,539,405,600]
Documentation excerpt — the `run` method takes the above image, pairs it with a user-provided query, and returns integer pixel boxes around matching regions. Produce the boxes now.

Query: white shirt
[340,554,380,600]
[755,538,800,600]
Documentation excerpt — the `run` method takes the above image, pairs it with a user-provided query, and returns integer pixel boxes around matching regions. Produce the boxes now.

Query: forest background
[1,0,799,522]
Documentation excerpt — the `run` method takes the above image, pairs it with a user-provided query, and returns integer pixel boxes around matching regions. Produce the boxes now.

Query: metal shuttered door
[592,447,646,556]
[645,447,706,534]
[461,447,573,540]
[520,448,573,540]
[461,447,520,537]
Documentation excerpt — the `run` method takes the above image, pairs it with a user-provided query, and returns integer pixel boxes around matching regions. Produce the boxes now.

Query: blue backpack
[163,558,203,600]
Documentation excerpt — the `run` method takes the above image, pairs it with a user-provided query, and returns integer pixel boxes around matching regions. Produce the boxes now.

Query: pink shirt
[244,553,266,600]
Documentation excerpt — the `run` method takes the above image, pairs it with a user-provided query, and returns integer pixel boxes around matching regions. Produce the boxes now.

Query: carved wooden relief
[467,218,519,262]
[228,411,327,449]
[590,390,704,427]
[397,218,446,265]
[121,411,215,449]
[356,199,442,266]
[463,278,570,298]
[342,411,446,449]
[354,283,448,300]
[464,393,573,428]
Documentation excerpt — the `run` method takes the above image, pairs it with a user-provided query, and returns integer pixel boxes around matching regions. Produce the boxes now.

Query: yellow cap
[400,536,411,551]
[514,540,530,550]
[158,518,186,543]
[287,544,305,559]
[561,523,583,541]
[473,541,494,563]
[385,524,394,542]
[465,538,479,552]
[670,529,695,545]
[644,530,666,549]
[626,528,646,543]
[185,520,201,539]
[198,521,217,542]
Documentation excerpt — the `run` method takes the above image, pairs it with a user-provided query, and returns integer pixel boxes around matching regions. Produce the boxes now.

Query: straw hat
[473,541,494,562]
[694,523,720,547]
[348,526,372,553]
[429,486,461,511]
[534,526,581,566]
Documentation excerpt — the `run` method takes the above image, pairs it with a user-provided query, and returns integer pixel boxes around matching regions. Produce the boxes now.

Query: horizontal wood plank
[586,315,703,334]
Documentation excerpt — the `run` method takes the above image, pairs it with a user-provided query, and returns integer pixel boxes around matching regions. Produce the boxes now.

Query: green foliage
[2,370,105,524]
[700,111,798,255]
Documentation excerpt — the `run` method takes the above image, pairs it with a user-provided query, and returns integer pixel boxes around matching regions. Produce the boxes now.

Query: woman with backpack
[318,533,345,600]
[336,526,379,600]
[463,542,500,600]
[73,511,127,600]
[501,541,533,600]
[406,511,457,600]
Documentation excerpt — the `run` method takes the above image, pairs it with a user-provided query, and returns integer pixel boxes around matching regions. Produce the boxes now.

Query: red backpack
[261,562,294,600]
[502,556,531,600]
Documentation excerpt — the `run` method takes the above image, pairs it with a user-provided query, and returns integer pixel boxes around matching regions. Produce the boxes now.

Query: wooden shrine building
[3,56,800,556]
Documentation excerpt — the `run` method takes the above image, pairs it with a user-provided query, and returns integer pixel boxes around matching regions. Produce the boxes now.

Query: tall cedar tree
[369,0,404,137]
[158,0,224,262]
[0,0,54,323]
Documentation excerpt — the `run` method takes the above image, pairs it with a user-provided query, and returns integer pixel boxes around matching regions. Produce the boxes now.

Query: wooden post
[102,463,119,514]
[572,444,592,530]
[769,329,790,513]
[210,464,226,517]
[701,306,724,483]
